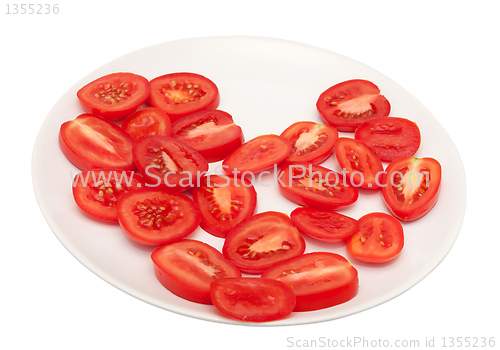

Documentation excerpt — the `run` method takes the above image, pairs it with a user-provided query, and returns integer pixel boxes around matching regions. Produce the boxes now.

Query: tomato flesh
[290,207,359,242]
[192,175,257,238]
[223,134,292,177]
[354,117,421,162]
[132,135,209,191]
[117,188,201,246]
[262,252,358,312]
[77,72,150,120]
[280,121,338,164]
[382,157,441,221]
[121,107,172,140]
[152,239,241,304]
[334,137,384,189]
[223,211,306,274]
[278,163,358,210]
[59,113,135,171]
[210,277,296,322]
[172,110,244,162]
[347,212,404,263]
[72,169,144,222]
[317,79,390,132]
[148,72,220,122]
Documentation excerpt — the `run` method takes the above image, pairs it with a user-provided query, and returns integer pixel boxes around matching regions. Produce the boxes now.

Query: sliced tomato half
[77,72,150,120]
[151,239,241,305]
[132,135,209,191]
[121,107,172,140]
[290,207,359,242]
[117,188,201,246]
[172,110,244,162]
[59,113,135,171]
[354,117,421,162]
[280,121,338,164]
[346,212,404,263]
[148,72,220,122]
[222,134,292,177]
[72,169,144,222]
[382,156,442,221]
[334,137,384,189]
[192,175,257,238]
[278,163,358,210]
[316,79,391,132]
[262,252,358,312]
[210,277,296,322]
[222,211,306,274]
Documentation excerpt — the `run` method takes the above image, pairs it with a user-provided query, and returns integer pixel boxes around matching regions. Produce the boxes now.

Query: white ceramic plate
[32,36,466,326]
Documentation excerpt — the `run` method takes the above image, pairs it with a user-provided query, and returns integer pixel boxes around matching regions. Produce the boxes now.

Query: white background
[1,1,499,349]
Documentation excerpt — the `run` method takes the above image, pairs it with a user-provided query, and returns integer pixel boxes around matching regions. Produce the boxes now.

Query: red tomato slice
[261,252,358,312]
[151,239,241,305]
[121,107,172,140]
[346,212,404,263]
[72,169,144,222]
[172,110,244,163]
[382,156,441,221]
[148,72,220,122]
[316,79,391,132]
[192,175,257,238]
[334,138,384,189]
[132,135,209,192]
[210,277,296,322]
[117,188,201,246]
[59,113,135,171]
[222,211,306,274]
[77,72,150,121]
[280,121,338,164]
[354,117,421,162]
[278,163,358,210]
[290,207,359,242]
[222,134,292,177]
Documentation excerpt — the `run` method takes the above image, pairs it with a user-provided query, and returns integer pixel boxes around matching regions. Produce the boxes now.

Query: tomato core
[91,81,136,105]
[237,236,294,260]
[182,248,227,280]
[133,197,184,230]
[159,80,206,105]
[391,166,431,205]
[291,126,329,156]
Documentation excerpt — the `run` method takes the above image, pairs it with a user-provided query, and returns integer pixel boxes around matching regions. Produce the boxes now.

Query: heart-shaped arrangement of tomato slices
[59,73,441,323]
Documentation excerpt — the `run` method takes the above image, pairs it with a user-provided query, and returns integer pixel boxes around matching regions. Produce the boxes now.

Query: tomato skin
[121,107,172,140]
[77,72,151,121]
[72,169,144,223]
[278,163,358,210]
[382,156,442,221]
[262,252,358,312]
[172,110,244,163]
[334,138,384,189]
[210,277,296,322]
[59,113,135,171]
[280,121,338,164]
[151,239,241,305]
[290,207,359,242]
[222,211,306,274]
[316,79,390,132]
[192,175,257,238]
[117,188,201,246]
[132,135,209,192]
[223,134,293,177]
[354,117,421,162]
[148,72,220,122]
[346,212,404,263]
